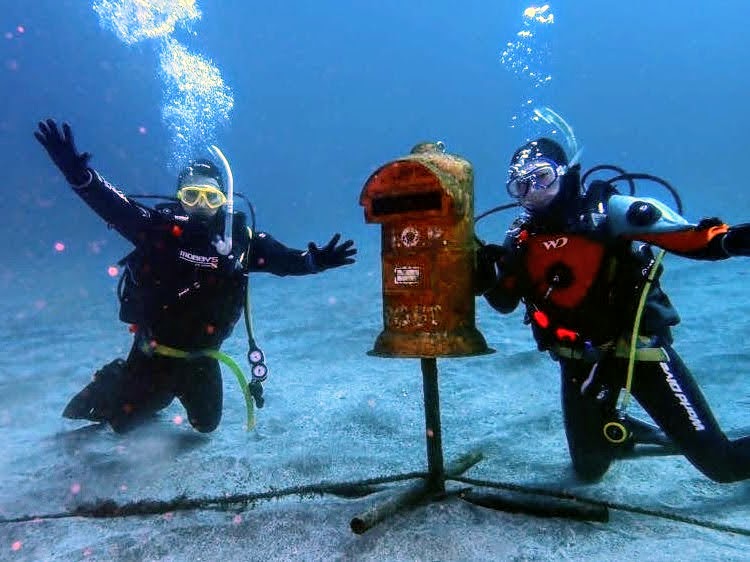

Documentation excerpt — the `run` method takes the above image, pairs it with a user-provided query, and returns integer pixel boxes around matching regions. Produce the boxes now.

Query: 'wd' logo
[542,237,568,250]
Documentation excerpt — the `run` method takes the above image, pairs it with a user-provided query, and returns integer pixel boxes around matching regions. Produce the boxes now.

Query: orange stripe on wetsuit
[625,224,728,256]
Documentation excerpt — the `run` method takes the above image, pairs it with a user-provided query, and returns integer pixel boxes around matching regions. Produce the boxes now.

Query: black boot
[614,413,681,457]
[622,413,672,447]
[62,359,126,422]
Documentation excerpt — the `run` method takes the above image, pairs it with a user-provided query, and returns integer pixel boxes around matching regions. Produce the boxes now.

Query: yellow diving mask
[177,185,228,209]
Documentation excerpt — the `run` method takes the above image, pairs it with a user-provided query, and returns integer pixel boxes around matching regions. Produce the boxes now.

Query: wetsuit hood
[509,137,582,228]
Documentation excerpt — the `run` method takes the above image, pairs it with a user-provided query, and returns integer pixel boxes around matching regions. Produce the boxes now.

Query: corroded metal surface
[360,143,491,358]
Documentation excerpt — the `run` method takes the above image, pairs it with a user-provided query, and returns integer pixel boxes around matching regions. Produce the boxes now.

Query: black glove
[474,241,506,295]
[308,233,357,271]
[722,223,750,256]
[696,217,725,229]
[697,217,742,258]
[34,119,91,186]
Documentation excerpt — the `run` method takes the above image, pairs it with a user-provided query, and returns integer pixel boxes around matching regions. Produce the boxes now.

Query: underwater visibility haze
[1,1,750,560]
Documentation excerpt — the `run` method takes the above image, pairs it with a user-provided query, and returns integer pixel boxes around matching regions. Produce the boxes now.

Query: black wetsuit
[479,185,750,483]
[64,170,319,432]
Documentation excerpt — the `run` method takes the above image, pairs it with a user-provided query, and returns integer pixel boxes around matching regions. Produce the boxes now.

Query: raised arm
[35,119,152,245]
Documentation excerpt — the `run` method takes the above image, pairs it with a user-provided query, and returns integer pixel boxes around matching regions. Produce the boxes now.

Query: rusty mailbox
[359,142,491,358]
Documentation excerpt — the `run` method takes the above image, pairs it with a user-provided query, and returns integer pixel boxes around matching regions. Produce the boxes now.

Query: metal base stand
[350,358,609,534]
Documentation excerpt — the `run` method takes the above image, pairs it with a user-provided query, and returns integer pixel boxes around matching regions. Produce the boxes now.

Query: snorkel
[208,144,234,255]
[475,107,585,224]
[533,106,583,169]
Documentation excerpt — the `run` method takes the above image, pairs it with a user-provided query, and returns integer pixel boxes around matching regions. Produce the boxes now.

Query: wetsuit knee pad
[189,418,220,433]
[175,358,223,432]
[183,391,222,433]
[187,407,222,433]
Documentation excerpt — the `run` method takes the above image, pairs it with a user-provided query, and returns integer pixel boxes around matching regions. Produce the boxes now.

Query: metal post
[421,357,445,494]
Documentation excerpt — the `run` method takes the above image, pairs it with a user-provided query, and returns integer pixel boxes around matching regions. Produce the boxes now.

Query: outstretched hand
[34,119,91,186]
[308,233,357,271]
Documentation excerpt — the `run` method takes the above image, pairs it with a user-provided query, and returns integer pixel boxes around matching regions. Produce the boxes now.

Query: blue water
[1,2,750,560]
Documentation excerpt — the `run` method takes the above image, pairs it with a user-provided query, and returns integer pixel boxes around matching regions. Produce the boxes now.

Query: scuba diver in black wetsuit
[475,108,750,483]
[35,119,356,433]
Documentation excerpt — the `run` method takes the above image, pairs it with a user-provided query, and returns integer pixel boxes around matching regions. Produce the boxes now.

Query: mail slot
[359,142,491,357]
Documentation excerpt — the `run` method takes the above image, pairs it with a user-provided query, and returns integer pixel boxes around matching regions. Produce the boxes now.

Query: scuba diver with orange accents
[35,119,356,433]
[475,108,750,483]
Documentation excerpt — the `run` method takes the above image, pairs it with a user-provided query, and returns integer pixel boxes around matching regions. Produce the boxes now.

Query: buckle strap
[551,336,668,363]
[614,337,668,362]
